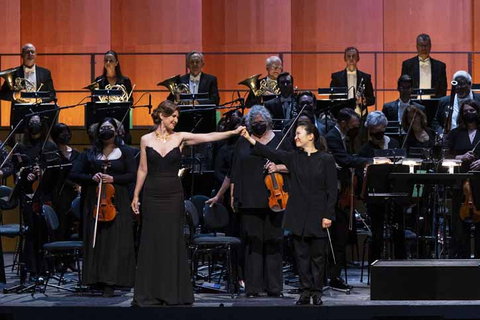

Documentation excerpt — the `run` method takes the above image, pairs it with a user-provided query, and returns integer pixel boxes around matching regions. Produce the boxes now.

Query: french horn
[97,84,130,102]
[157,75,191,104]
[0,67,41,103]
[238,73,280,98]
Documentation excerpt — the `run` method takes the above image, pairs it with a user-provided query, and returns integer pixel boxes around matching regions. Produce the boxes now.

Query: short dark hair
[51,123,71,143]
[344,47,360,60]
[397,74,413,88]
[337,108,359,124]
[416,34,431,43]
[277,72,293,84]
[457,99,480,128]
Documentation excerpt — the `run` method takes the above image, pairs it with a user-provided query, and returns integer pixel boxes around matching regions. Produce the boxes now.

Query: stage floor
[0,254,479,320]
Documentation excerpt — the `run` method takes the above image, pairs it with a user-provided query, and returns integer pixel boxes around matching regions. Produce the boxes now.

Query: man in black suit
[432,70,480,134]
[401,34,447,98]
[264,72,297,129]
[330,47,375,117]
[245,56,283,108]
[325,108,372,290]
[0,43,56,128]
[167,51,220,105]
[382,75,425,122]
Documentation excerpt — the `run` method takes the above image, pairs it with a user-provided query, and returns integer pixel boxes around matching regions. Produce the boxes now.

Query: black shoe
[267,292,284,298]
[295,292,311,305]
[329,277,352,290]
[246,293,259,298]
[312,292,323,306]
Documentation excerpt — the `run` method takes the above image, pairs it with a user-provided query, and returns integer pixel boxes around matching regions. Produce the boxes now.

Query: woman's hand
[92,173,102,183]
[101,174,114,184]
[241,128,256,145]
[206,195,223,207]
[265,162,279,174]
[131,196,140,215]
[322,218,332,229]
[458,151,475,162]
[471,159,480,171]
[233,126,246,135]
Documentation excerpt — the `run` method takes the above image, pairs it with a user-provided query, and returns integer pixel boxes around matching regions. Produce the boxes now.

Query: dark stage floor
[0,254,479,320]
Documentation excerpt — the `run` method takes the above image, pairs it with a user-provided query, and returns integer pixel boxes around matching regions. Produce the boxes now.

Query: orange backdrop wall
[0,0,479,127]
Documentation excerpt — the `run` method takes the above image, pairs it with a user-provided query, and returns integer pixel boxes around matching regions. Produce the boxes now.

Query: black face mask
[56,134,71,145]
[347,127,360,139]
[29,123,41,135]
[99,129,115,141]
[251,123,267,136]
[464,113,478,124]
[371,131,385,141]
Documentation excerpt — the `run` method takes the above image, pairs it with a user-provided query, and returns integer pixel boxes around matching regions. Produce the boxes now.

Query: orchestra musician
[401,105,436,155]
[446,99,480,258]
[433,71,480,134]
[245,56,283,108]
[166,51,220,105]
[70,117,136,297]
[325,108,372,290]
[382,75,426,123]
[230,105,290,298]
[0,43,56,127]
[241,120,337,306]
[401,34,447,98]
[264,72,298,129]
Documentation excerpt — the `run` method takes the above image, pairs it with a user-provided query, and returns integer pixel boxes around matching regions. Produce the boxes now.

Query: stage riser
[371,259,480,300]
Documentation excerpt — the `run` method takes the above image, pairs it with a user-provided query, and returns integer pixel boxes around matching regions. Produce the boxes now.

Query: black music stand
[85,101,131,133]
[317,87,350,133]
[411,88,439,127]
[12,91,57,130]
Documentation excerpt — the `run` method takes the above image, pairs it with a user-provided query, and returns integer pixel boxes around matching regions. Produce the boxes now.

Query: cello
[92,161,116,248]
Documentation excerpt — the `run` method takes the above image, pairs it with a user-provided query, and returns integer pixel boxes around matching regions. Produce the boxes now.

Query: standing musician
[245,56,283,108]
[325,108,371,290]
[167,51,220,105]
[383,75,426,123]
[241,120,337,306]
[264,72,298,129]
[70,118,136,297]
[90,50,133,102]
[401,34,447,98]
[230,105,290,298]
[358,111,405,262]
[0,43,56,127]
[402,105,436,156]
[446,100,480,258]
[14,114,58,279]
[433,71,480,134]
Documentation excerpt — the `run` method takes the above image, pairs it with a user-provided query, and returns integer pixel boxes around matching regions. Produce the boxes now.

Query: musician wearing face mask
[446,100,480,258]
[401,105,436,156]
[358,112,405,262]
[264,72,297,129]
[70,118,136,297]
[0,43,56,127]
[230,105,291,298]
[325,108,372,290]
[13,114,58,279]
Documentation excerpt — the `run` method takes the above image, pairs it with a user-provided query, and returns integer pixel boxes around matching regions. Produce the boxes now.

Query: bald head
[21,43,37,67]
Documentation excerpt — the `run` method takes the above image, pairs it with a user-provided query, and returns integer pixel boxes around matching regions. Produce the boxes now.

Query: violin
[264,171,289,213]
[459,180,480,223]
[92,161,116,248]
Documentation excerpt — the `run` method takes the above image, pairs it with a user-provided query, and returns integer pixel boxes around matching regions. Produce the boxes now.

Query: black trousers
[293,235,327,293]
[240,208,283,294]
[450,191,480,258]
[329,206,348,279]
[368,202,405,262]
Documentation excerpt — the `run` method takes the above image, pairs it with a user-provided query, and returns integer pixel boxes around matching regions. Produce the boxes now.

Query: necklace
[155,131,170,143]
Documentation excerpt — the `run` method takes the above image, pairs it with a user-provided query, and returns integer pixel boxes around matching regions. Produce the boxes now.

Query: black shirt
[447,127,480,172]
[403,128,436,157]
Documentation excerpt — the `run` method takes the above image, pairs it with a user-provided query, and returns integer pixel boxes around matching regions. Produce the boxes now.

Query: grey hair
[186,51,204,65]
[365,111,388,128]
[453,70,472,84]
[265,56,282,68]
[245,105,273,132]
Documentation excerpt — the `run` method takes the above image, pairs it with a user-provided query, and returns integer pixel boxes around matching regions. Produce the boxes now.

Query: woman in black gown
[70,117,136,297]
[241,120,337,305]
[131,100,243,306]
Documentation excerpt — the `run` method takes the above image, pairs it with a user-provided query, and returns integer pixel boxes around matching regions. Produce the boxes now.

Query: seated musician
[265,72,297,129]
[359,111,405,262]
[245,56,283,108]
[91,50,133,102]
[167,51,220,105]
[0,43,56,127]
[382,75,426,123]
[0,140,14,283]
[446,99,480,258]
[325,108,371,290]
[401,105,436,156]
[432,71,480,134]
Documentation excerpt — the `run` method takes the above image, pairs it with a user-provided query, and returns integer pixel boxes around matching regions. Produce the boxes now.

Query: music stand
[317,87,350,132]
[85,101,131,133]
[92,89,123,102]
[12,92,57,130]
[411,88,439,127]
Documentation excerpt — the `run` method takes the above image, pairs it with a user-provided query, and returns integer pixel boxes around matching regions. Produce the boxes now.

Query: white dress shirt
[189,73,201,94]
[419,57,432,99]
[23,64,37,90]
[452,91,474,130]
[347,69,357,99]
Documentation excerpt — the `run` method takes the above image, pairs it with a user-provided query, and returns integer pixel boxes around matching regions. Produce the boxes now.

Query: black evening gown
[70,148,136,288]
[133,146,194,306]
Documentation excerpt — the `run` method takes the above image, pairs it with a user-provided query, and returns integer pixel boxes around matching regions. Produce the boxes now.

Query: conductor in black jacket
[0,43,56,127]
[401,34,447,98]
[167,51,220,105]
[330,47,375,117]
[382,75,426,122]
[325,108,372,290]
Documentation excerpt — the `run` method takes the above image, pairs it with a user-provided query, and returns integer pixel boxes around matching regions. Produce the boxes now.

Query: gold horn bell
[238,74,262,97]
[0,67,18,91]
[157,75,181,94]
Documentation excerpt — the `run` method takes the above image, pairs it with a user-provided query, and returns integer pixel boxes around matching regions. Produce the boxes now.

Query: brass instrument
[97,84,130,102]
[355,78,366,117]
[157,75,191,104]
[0,67,41,103]
[238,73,280,98]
